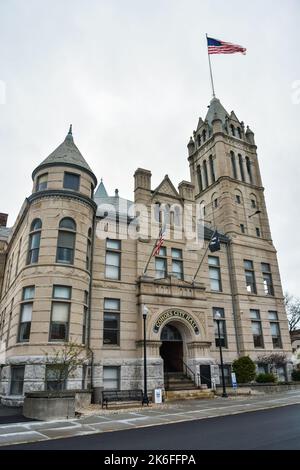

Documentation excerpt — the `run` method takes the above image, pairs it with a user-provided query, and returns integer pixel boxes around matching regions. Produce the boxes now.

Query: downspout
[226,238,240,355]
[87,212,97,389]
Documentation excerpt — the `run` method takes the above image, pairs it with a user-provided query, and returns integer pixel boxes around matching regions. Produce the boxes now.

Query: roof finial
[68,124,72,135]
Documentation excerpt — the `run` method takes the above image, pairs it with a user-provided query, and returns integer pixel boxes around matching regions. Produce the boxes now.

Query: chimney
[134,168,152,191]
[0,213,8,227]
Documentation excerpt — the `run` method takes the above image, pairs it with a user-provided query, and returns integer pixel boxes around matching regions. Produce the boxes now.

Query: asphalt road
[2,404,300,450]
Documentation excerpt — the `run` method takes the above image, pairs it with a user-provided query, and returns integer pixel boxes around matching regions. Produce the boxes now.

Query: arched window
[209,155,216,183]
[196,165,203,193]
[154,202,161,223]
[197,134,201,147]
[86,228,92,270]
[245,157,253,184]
[231,151,237,179]
[27,219,42,265]
[200,201,206,218]
[230,124,235,136]
[237,127,242,139]
[238,154,245,182]
[203,160,209,187]
[164,204,170,225]
[174,206,182,227]
[235,189,243,205]
[56,218,76,265]
[202,129,206,142]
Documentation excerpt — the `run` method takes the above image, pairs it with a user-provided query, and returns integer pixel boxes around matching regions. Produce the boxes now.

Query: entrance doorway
[160,324,183,372]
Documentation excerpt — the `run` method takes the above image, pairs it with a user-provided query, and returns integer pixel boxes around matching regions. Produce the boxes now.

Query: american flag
[153,225,166,257]
[207,37,246,55]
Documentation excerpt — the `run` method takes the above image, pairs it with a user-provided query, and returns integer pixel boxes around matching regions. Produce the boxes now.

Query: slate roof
[32,126,97,185]
[205,97,229,126]
[94,181,134,220]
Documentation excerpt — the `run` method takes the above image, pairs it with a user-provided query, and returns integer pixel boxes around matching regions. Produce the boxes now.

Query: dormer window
[36,173,48,192]
[197,135,201,147]
[230,125,235,136]
[237,127,242,139]
[202,130,206,142]
[63,172,80,191]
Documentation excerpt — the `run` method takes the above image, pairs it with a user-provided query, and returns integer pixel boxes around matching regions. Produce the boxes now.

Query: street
[2,404,300,450]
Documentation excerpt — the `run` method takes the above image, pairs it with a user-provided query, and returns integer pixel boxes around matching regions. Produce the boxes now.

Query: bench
[101,389,143,409]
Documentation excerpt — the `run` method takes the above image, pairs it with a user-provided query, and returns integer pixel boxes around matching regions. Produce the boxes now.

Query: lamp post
[248,209,262,218]
[142,304,149,405]
[215,311,228,398]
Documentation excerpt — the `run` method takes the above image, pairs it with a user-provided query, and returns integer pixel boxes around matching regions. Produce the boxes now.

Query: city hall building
[0,96,292,402]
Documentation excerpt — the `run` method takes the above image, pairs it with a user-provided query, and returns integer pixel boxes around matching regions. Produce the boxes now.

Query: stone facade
[0,98,292,403]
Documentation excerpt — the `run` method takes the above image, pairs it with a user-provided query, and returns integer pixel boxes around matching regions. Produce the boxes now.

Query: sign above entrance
[153,309,200,335]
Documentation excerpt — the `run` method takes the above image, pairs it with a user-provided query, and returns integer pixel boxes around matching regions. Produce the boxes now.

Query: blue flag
[209,231,221,252]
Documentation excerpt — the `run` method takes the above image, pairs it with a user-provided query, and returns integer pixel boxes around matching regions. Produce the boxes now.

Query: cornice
[28,189,97,212]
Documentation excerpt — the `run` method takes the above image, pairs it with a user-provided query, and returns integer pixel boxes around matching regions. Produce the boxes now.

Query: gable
[152,176,180,199]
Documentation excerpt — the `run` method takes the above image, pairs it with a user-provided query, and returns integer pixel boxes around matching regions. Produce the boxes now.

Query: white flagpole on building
[206,33,216,98]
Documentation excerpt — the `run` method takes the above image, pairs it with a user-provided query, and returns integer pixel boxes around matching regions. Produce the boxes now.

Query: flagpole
[191,244,210,285]
[191,229,217,284]
[142,237,159,276]
[206,33,216,98]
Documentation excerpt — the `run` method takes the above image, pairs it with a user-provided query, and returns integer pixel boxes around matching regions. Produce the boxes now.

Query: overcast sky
[0,0,299,296]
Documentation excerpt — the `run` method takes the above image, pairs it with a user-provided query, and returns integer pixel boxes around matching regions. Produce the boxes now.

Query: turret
[32,126,97,199]
[245,126,255,145]
[187,136,195,156]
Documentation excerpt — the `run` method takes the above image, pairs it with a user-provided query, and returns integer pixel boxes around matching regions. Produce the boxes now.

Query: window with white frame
[103,366,120,390]
[49,286,71,341]
[171,248,183,280]
[103,298,120,346]
[268,311,282,349]
[155,246,167,279]
[18,286,35,343]
[208,256,222,291]
[105,239,121,280]
[250,309,264,348]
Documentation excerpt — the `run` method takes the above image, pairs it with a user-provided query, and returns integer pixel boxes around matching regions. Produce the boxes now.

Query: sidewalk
[1,390,300,447]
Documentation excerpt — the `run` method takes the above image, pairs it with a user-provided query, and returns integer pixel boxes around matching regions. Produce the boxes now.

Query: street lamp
[142,304,149,405]
[215,310,228,398]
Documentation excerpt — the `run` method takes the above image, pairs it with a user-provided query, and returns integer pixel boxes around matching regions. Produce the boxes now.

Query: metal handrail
[181,359,196,384]
[164,361,212,390]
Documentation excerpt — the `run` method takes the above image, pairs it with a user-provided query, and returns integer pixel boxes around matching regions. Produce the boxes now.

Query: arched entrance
[160,324,183,372]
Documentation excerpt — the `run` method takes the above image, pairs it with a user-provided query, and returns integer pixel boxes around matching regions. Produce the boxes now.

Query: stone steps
[165,372,198,391]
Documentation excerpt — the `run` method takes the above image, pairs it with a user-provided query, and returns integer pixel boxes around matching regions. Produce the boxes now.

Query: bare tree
[44,342,92,390]
[257,352,287,367]
[285,292,300,332]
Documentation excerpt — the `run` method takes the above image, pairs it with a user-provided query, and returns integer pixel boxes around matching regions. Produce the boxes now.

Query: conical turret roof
[32,126,97,185]
[205,97,229,126]
[94,179,108,198]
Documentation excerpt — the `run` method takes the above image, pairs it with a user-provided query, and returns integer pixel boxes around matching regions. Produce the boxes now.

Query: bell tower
[187,97,289,357]
[187,97,270,240]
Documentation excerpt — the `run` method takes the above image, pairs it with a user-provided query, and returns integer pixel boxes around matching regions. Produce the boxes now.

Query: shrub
[256,373,276,383]
[291,370,300,382]
[232,356,256,384]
